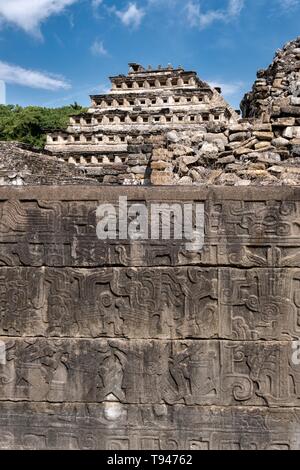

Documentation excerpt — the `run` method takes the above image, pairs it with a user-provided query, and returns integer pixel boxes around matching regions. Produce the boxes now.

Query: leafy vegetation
[0,103,86,149]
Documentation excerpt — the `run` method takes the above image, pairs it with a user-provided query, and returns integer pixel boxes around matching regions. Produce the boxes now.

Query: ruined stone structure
[0,142,97,186]
[0,186,300,450]
[43,38,300,186]
[241,36,300,120]
[2,37,300,450]
[46,63,237,156]
[45,63,238,184]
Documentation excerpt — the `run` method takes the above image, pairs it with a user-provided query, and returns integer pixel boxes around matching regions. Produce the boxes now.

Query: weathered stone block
[253,131,274,141]
[0,337,299,407]
[272,117,295,127]
[272,137,290,147]
[150,171,175,185]
[151,161,172,170]
[281,106,300,116]
[0,402,299,449]
[229,132,251,142]
[255,142,272,150]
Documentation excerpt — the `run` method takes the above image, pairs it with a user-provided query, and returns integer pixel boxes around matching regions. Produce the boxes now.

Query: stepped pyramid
[45,63,238,166]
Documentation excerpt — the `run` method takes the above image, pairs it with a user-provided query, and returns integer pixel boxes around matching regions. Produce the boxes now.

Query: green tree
[0,104,87,149]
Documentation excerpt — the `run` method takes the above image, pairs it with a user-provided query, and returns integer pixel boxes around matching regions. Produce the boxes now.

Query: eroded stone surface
[0,337,299,407]
[0,186,299,448]
[0,403,299,450]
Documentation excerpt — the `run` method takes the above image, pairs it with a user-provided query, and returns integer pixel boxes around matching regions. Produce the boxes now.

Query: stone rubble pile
[149,37,300,186]
[0,142,96,186]
[149,119,300,186]
[241,36,300,120]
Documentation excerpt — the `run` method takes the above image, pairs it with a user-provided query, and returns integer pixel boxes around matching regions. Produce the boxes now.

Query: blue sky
[0,0,299,110]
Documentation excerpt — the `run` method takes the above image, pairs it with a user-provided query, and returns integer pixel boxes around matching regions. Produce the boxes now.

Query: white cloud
[209,80,244,97]
[0,80,5,104]
[186,3,222,28]
[147,0,177,5]
[114,2,145,29]
[186,0,244,29]
[279,0,299,8]
[0,0,78,36]
[228,0,244,16]
[91,0,104,20]
[92,0,103,7]
[90,39,108,56]
[44,82,110,106]
[0,61,70,90]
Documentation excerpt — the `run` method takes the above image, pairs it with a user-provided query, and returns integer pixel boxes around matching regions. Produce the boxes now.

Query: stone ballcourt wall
[1,185,300,450]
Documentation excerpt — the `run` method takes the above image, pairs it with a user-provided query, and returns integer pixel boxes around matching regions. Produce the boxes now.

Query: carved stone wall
[1,186,300,450]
